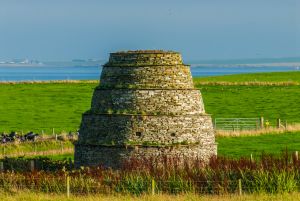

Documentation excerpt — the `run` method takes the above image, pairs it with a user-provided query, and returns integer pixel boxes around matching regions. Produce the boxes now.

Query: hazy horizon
[0,0,299,61]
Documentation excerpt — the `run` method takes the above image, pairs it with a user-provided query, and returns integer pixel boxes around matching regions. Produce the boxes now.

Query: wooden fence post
[214,119,217,129]
[69,158,73,170]
[0,161,4,172]
[294,151,298,161]
[238,179,242,195]
[67,176,70,198]
[53,128,57,140]
[277,118,281,129]
[2,146,5,157]
[60,141,63,153]
[285,121,288,129]
[34,143,37,154]
[30,160,35,171]
[151,178,155,195]
[260,117,264,129]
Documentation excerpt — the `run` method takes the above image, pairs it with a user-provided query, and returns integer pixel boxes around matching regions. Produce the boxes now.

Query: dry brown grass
[216,124,300,137]
[0,147,74,159]
[1,190,300,201]
[0,137,75,159]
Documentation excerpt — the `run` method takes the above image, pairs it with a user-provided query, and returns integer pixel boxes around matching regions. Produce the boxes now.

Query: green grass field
[0,72,299,133]
[217,131,300,158]
[200,85,300,124]
[194,71,300,83]
[0,82,97,133]
[1,72,300,198]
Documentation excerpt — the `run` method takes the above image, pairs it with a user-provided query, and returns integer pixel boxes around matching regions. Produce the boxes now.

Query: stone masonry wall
[78,114,215,145]
[75,50,217,168]
[75,144,217,168]
[91,89,205,115]
[100,65,193,89]
[106,51,182,66]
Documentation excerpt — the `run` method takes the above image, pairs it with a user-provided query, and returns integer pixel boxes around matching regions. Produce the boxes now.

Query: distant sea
[0,66,299,82]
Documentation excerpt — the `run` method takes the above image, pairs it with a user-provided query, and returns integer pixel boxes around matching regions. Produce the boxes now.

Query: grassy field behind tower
[194,71,300,83]
[0,71,299,133]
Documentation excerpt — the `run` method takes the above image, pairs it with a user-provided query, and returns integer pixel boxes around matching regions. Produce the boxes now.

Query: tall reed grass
[1,151,300,195]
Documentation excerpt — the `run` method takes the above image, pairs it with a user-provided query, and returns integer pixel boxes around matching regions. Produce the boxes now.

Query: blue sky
[0,0,299,61]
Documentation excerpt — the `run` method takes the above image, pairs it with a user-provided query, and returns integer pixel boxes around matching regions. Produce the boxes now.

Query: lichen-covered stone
[100,65,193,89]
[78,114,214,145]
[105,50,182,66]
[75,144,217,169]
[91,89,205,115]
[74,50,217,168]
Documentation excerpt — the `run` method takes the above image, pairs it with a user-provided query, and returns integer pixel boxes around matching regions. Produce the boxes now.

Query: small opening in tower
[171,133,176,137]
[136,132,142,137]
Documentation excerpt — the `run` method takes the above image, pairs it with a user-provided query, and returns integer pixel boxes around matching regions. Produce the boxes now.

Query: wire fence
[215,118,260,130]
[214,117,289,131]
[1,152,300,196]
[0,177,259,196]
[1,176,299,196]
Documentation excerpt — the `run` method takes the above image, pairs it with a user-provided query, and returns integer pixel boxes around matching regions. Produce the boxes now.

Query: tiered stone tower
[75,50,217,168]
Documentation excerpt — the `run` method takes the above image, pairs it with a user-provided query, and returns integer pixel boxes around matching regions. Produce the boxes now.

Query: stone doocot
[75,50,217,168]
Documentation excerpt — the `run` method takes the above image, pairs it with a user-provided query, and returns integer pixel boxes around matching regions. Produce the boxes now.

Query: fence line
[214,117,293,131]
[0,177,296,196]
[0,178,258,195]
[215,117,261,131]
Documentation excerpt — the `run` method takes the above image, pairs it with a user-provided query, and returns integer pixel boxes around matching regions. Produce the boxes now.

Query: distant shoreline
[190,62,300,68]
[0,64,100,67]
[0,80,99,84]
[1,62,299,68]
[0,64,44,67]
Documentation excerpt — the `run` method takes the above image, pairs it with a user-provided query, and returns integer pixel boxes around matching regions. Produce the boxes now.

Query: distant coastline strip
[0,80,99,84]
[0,80,298,86]
[194,81,299,86]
